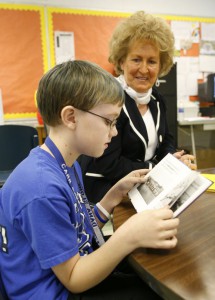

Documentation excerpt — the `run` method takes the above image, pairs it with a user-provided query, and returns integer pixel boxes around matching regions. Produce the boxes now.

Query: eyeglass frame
[80,109,118,129]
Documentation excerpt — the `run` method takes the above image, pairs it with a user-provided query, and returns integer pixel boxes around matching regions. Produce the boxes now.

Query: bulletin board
[48,8,129,73]
[1,5,215,119]
[0,4,47,119]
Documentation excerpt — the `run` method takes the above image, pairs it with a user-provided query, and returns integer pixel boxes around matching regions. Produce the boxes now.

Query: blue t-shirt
[0,147,95,299]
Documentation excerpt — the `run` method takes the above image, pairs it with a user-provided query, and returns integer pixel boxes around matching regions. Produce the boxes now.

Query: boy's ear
[61,106,76,128]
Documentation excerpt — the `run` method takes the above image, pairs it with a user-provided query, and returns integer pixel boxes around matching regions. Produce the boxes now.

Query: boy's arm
[52,206,179,293]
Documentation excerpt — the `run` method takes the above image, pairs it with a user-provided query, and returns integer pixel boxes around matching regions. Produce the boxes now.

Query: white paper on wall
[171,21,200,53]
[54,31,75,65]
[199,55,215,72]
[201,23,215,41]
[175,57,201,99]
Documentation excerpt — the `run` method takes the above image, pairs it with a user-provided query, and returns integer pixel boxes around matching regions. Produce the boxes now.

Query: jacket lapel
[123,92,160,146]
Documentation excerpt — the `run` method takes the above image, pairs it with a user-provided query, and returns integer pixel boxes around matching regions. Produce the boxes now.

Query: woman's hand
[173,150,197,170]
[100,169,149,213]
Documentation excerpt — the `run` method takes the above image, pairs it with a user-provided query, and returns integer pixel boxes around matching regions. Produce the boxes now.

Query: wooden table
[113,169,215,300]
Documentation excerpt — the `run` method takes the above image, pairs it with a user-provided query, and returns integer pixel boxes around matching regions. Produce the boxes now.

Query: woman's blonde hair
[109,11,175,77]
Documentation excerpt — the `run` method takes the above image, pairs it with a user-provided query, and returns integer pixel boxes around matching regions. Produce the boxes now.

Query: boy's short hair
[36,60,124,126]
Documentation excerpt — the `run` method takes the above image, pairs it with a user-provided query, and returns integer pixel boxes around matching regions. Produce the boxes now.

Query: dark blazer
[79,87,176,203]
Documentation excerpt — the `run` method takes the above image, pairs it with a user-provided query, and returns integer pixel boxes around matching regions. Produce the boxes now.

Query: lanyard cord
[45,137,105,247]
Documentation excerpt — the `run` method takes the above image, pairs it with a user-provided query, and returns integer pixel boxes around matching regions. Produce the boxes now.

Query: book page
[136,171,197,207]
[129,154,194,212]
[143,153,192,189]
[128,153,212,215]
[171,175,213,217]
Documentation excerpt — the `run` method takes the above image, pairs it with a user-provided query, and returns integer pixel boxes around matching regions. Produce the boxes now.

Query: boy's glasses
[81,110,118,129]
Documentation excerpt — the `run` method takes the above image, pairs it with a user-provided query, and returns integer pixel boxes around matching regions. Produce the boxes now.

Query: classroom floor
[195,148,215,169]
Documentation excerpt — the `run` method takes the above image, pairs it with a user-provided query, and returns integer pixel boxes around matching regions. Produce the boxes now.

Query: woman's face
[120,40,160,93]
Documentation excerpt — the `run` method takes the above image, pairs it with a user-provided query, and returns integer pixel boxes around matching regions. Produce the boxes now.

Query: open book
[128,153,212,217]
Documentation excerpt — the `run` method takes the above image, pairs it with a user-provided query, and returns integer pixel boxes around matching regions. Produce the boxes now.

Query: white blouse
[142,108,158,161]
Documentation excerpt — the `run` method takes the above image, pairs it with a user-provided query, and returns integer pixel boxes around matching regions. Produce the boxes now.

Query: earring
[155,79,160,87]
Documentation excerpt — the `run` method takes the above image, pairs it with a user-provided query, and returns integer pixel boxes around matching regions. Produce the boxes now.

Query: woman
[79,11,196,203]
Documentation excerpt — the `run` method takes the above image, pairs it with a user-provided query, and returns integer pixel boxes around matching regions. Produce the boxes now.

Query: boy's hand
[100,169,149,211]
[116,207,179,251]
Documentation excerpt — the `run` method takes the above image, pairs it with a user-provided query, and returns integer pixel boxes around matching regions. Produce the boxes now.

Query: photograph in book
[170,174,212,216]
[128,153,212,217]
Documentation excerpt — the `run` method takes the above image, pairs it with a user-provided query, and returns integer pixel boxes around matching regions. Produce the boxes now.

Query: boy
[0,60,179,299]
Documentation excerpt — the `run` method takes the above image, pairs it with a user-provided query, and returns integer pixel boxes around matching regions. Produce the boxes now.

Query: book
[201,174,215,192]
[128,153,212,217]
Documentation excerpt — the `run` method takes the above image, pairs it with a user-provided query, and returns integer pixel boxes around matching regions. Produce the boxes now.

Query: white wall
[0,0,215,18]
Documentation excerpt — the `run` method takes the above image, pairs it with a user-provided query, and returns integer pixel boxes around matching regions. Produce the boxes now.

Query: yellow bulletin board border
[47,7,131,17]
[4,112,36,119]
[0,3,39,11]
[159,14,215,23]
[0,4,48,120]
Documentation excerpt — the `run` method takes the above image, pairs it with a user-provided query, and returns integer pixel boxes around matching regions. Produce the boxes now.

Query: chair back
[0,271,8,300]
[0,124,39,186]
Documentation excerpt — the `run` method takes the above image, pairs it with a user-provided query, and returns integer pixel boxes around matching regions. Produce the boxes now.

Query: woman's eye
[149,60,157,65]
[132,58,140,63]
